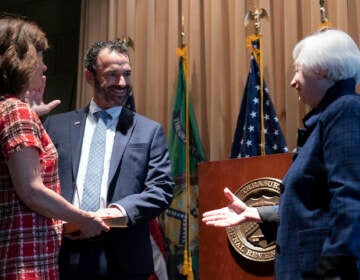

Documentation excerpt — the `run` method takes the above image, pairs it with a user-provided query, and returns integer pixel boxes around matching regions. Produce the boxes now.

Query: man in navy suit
[44,39,174,280]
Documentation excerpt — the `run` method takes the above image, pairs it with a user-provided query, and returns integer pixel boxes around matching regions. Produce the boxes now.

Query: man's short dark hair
[84,38,129,74]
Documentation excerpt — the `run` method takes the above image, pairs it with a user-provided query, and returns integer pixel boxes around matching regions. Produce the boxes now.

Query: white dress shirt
[73,99,121,210]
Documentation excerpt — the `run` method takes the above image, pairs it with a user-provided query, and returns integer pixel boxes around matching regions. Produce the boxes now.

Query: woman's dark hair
[0,16,48,95]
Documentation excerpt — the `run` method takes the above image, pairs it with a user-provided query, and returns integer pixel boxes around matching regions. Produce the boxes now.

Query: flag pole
[178,14,194,280]
[256,10,265,156]
[244,7,268,156]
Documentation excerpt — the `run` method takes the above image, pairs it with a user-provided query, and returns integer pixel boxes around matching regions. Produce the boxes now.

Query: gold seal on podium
[226,177,282,262]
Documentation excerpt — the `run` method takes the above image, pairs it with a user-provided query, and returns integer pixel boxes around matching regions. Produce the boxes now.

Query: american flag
[230,38,288,158]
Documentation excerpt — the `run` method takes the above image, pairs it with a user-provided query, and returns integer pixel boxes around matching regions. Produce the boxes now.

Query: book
[62,216,127,237]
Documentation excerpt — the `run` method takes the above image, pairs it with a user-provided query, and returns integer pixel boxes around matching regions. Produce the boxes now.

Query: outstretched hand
[202,187,261,227]
[25,75,61,116]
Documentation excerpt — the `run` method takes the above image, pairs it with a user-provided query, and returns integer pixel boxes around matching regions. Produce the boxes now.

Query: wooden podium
[198,153,292,280]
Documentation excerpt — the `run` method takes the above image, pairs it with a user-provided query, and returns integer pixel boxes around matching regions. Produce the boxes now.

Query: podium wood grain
[199,153,293,280]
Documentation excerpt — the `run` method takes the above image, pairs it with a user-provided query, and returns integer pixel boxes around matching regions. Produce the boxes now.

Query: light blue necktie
[81,110,111,211]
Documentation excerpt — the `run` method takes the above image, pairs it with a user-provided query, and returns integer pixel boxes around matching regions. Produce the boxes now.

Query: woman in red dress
[0,17,109,280]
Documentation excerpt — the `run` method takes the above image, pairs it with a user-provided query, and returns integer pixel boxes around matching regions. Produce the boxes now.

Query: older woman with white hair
[203,29,360,279]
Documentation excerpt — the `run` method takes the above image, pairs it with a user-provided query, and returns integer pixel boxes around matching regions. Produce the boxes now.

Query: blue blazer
[44,106,174,274]
[275,79,360,279]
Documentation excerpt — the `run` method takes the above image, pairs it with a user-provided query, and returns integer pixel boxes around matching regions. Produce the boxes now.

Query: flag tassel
[187,255,194,280]
[180,250,194,280]
[180,249,189,275]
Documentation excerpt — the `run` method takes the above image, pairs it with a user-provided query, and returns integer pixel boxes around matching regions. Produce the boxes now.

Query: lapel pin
[74,121,81,126]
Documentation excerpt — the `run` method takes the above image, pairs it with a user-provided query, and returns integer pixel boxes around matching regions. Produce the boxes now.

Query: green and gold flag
[164,45,206,280]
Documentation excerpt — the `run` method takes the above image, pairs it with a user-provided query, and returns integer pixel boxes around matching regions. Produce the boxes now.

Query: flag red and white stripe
[148,219,168,280]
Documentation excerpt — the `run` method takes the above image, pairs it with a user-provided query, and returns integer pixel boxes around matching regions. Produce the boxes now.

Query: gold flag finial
[181,16,185,47]
[244,7,268,35]
[318,0,331,29]
[320,0,328,24]
[117,36,135,50]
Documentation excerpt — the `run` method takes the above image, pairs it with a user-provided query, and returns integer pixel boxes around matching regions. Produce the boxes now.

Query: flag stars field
[230,37,288,158]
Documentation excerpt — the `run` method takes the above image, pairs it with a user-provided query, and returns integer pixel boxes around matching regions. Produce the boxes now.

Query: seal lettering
[226,177,282,262]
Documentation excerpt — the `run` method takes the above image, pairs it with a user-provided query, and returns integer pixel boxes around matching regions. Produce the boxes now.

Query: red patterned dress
[0,96,62,280]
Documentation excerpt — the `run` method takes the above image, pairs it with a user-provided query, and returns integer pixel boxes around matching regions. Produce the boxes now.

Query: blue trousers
[59,235,150,280]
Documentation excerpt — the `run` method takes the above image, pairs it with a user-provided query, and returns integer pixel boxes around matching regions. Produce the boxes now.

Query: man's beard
[94,79,131,107]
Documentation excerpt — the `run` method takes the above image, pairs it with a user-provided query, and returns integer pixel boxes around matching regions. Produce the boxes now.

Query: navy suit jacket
[44,106,174,274]
[275,79,360,279]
